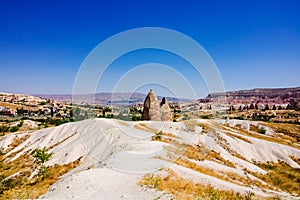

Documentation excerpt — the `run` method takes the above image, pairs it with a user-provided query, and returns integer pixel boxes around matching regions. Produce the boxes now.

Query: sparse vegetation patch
[139,169,263,200]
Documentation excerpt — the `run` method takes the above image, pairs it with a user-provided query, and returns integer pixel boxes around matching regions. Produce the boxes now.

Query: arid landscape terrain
[0,88,300,199]
[1,1,299,199]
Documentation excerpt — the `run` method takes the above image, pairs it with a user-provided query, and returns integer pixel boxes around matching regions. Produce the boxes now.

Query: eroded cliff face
[142,90,173,121]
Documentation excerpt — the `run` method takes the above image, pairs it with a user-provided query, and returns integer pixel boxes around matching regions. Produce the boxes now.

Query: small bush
[258,127,266,134]
[32,147,53,165]
[0,147,4,156]
[153,131,162,140]
[0,125,9,134]
[9,126,19,132]
[32,147,53,180]
[37,165,50,180]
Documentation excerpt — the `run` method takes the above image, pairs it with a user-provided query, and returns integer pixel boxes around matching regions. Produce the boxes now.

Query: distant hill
[34,92,192,105]
[195,86,300,111]
[205,86,300,99]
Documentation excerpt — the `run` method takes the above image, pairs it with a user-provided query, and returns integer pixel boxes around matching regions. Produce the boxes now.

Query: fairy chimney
[142,90,161,121]
[160,97,173,121]
[142,90,173,121]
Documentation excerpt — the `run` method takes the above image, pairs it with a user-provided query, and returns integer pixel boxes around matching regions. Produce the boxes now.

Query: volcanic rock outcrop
[142,90,172,121]
[160,97,172,121]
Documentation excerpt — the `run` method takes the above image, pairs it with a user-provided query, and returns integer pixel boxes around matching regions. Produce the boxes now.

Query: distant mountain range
[33,92,192,105]
[16,86,300,106]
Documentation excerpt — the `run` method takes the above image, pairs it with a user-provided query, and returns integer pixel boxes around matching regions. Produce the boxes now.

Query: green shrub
[37,165,50,179]
[32,147,53,164]
[9,126,19,132]
[258,127,266,134]
[0,125,9,134]
[32,147,53,181]
[153,131,162,140]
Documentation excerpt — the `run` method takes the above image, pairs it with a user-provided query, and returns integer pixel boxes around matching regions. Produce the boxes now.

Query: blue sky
[0,0,299,98]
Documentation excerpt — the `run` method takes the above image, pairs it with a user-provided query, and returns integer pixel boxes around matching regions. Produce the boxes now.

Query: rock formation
[141,90,161,121]
[142,90,173,121]
[160,97,173,121]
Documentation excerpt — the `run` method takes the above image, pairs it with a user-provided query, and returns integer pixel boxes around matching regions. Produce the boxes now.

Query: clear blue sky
[0,0,299,98]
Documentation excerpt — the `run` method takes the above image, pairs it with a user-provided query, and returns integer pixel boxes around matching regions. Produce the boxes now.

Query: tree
[17,107,24,115]
[265,104,269,110]
[50,106,54,118]
[288,99,299,111]
[74,107,80,116]
[32,147,53,180]
[9,126,19,132]
[32,147,53,164]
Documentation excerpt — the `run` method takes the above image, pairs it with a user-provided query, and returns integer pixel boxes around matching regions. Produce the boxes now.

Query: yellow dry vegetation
[117,120,129,127]
[261,122,300,142]
[223,125,300,150]
[0,102,39,111]
[133,123,157,133]
[48,132,77,150]
[252,161,300,196]
[222,130,252,144]
[172,157,263,188]
[139,169,279,200]
[184,120,211,133]
[0,149,81,199]
[9,134,30,149]
[0,132,81,199]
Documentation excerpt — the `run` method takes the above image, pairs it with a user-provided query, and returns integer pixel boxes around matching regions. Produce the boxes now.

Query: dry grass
[155,132,237,169]
[117,120,129,127]
[159,142,271,191]
[289,156,300,166]
[261,122,300,142]
[223,125,300,150]
[251,124,297,144]
[9,135,30,149]
[206,150,236,168]
[0,102,38,111]
[181,143,236,168]
[252,161,300,196]
[250,125,260,133]
[222,130,252,144]
[172,157,263,188]
[133,123,157,133]
[0,149,81,199]
[184,120,211,133]
[48,132,77,150]
[139,169,277,200]
[216,137,248,161]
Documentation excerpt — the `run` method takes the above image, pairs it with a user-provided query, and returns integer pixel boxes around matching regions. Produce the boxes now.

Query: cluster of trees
[35,117,73,126]
[0,122,23,135]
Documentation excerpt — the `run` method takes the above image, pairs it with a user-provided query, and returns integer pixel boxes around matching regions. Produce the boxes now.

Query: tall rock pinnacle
[142,90,173,121]
[160,97,173,121]
[141,90,161,121]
